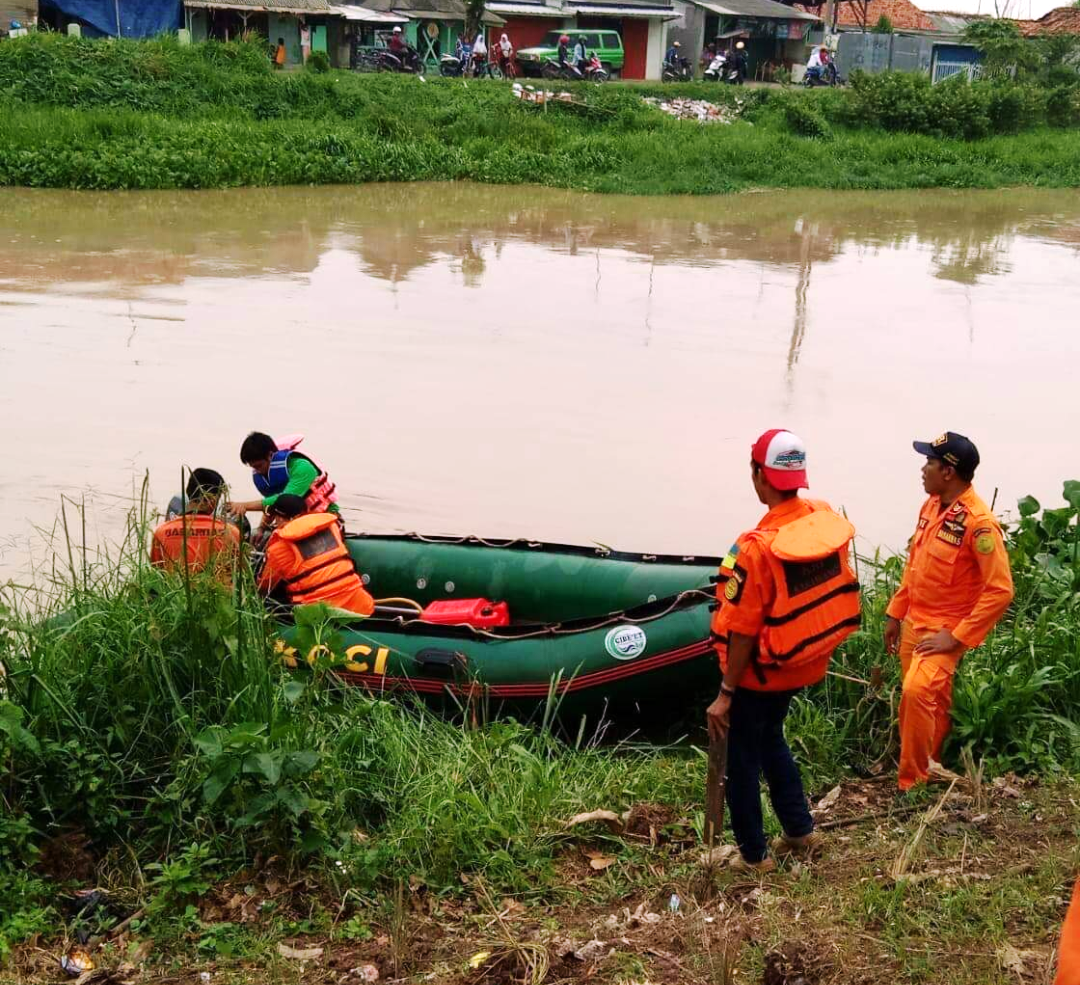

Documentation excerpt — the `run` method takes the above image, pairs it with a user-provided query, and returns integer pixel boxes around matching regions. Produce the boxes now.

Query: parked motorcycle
[662,56,693,82]
[803,62,842,87]
[703,49,744,83]
[440,42,470,76]
[377,46,422,73]
[703,52,730,82]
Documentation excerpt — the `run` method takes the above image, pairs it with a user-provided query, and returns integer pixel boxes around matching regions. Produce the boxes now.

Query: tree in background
[872,14,894,33]
[1035,33,1080,84]
[963,19,1080,83]
[465,0,486,41]
[962,19,1038,76]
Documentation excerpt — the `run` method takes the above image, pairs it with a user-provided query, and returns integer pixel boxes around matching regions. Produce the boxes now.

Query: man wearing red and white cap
[707,429,860,872]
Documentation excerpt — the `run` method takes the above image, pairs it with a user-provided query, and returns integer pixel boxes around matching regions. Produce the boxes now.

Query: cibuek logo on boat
[604,625,647,661]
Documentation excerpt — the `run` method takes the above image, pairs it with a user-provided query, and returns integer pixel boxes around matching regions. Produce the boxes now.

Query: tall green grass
[1,34,1079,193]
[1,483,1078,951]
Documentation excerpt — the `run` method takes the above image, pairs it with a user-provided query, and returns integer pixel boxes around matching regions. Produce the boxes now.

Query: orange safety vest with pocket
[711,502,860,688]
[261,512,374,615]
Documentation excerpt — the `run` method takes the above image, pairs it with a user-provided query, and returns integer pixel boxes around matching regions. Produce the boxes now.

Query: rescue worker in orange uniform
[1057,877,1080,985]
[884,432,1014,791]
[707,429,860,872]
[150,469,241,578]
[257,495,375,616]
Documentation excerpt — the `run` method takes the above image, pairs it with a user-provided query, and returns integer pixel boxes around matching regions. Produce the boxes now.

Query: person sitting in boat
[151,468,242,579]
[229,431,339,523]
[257,495,374,616]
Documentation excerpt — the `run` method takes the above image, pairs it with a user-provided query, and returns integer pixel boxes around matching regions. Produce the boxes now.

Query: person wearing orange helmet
[706,429,860,872]
[884,432,1014,792]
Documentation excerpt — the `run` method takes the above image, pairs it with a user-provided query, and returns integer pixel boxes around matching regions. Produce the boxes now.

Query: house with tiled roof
[793,0,933,32]
[1015,5,1080,36]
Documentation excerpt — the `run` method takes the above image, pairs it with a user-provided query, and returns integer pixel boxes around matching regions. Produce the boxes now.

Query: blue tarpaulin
[39,0,182,36]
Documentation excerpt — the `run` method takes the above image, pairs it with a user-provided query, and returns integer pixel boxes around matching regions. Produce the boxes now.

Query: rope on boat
[401,532,544,549]
[374,596,424,612]
[459,588,715,640]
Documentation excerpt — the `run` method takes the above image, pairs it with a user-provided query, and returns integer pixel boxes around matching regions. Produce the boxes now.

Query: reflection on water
[1,184,1078,578]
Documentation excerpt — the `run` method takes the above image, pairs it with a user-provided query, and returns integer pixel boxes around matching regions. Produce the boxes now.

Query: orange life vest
[270,513,372,613]
[712,502,860,687]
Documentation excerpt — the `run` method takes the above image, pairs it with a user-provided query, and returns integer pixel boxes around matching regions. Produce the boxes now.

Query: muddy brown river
[2,184,1079,580]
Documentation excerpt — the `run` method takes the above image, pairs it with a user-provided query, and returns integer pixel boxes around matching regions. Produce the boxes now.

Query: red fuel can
[420,598,510,628]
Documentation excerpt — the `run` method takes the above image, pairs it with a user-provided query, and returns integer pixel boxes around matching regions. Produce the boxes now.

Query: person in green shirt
[228,431,340,519]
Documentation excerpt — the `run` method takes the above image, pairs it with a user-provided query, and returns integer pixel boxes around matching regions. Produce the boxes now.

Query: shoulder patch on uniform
[723,564,747,604]
[975,531,996,554]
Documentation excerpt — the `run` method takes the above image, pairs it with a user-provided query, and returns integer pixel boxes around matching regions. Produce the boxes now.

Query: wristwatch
[719,683,737,698]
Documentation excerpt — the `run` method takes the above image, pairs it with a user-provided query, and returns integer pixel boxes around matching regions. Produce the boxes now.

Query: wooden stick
[816,802,925,830]
[704,732,728,848]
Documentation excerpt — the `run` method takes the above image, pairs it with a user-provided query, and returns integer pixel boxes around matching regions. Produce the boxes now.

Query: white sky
[915,0,1064,19]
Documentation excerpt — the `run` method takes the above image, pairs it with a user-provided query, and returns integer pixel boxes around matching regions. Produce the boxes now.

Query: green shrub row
[845,71,1080,138]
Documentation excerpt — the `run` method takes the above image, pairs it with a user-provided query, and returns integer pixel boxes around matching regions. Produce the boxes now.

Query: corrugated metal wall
[664,0,705,68]
[836,30,935,78]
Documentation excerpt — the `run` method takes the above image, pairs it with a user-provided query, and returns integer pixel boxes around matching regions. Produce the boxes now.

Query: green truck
[515,29,625,78]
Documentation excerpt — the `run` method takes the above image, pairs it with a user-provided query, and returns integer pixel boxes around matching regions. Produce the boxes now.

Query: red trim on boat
[335,638,714,698]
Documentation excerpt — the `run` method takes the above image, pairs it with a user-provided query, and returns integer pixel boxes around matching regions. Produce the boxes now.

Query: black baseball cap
[912,432,980,480]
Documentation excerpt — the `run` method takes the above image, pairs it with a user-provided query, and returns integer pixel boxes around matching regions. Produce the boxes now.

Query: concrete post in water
[178,28,191,45]
[67,22,82,36]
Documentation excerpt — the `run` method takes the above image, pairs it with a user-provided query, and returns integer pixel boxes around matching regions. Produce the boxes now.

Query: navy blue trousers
[725,686,814,863]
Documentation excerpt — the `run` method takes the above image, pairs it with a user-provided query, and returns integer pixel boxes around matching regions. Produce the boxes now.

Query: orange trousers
[1058,877,1080,985]
[897,624,963,791]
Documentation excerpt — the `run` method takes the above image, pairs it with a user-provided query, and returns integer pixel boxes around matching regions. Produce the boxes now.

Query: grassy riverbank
[1,483,1079,981]
[1,35,1079,194]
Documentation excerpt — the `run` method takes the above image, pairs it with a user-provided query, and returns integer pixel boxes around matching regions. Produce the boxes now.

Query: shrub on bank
[779,95,833,139]
[1,36,1080,193]
[848,69,1080,138]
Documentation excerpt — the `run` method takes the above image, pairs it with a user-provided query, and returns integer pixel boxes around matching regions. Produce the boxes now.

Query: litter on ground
[642,96,743,123]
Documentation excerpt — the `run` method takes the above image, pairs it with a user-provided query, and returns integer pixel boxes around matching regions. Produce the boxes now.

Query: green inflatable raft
[277,533,722,728]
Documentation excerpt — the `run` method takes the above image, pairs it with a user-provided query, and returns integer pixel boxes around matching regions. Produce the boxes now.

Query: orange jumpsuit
[1058,877,1080,985]
[886,486,1013,790]
[150,513,241,581]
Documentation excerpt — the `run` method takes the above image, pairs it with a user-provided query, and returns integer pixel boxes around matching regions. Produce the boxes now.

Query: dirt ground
[8,775,1078,985]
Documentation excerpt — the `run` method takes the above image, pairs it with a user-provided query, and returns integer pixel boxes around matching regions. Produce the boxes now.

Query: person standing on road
[300,21,311,63]
[498,32,513,75]
[706,429,860,872]
[884,432,1013,792]
[472,31,488,74]
[731,40,747,83]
